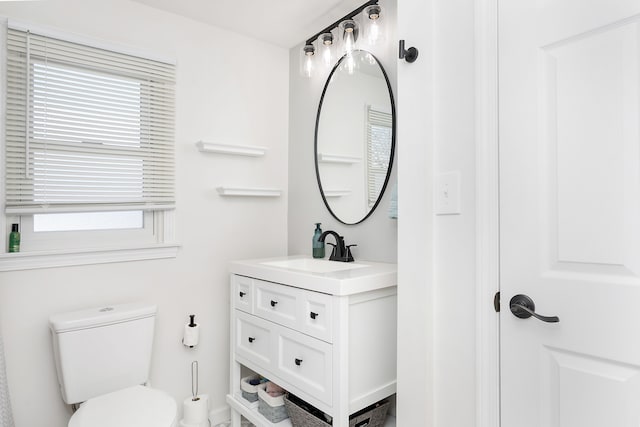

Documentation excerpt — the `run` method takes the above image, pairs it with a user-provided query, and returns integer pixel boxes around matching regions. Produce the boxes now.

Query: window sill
[0,243,180,272]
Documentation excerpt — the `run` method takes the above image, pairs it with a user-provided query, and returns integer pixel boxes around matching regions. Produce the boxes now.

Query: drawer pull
[310,312,318,319]
[239,291,246,298]
[248,337,255,343]
[294,358,303,366]
[270,300,278,308]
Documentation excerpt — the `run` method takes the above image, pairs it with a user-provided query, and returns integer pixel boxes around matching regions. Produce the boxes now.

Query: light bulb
[345,31,354,55]
[340,20,358,57]
[319,33,334,68]
[367,20,380,44]
[344,28,355,55]
[364,5,384,45]
[304,54,313,77]
[300,43,315,78]
[339,20,358,75]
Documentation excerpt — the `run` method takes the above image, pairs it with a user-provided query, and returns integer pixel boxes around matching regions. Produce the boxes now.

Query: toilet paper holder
[191,360,199,399]
[183,314,200,348]
[179,361,210,427]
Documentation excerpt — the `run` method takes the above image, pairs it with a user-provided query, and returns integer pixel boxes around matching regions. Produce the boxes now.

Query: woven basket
[349,400,390,427]
[285,395,390,427]
[284,395,331,427]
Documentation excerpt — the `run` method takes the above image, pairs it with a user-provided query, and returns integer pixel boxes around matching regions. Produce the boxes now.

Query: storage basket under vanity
[240,375,263,402]
[284,393,390,427]
[257,384,289,423]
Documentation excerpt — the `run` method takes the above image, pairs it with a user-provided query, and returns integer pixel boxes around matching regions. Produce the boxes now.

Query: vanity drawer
[299,292,333,343]
[254,279,333,342]
[254,280,298,327]
[276,324,333,407]
[235,311,272,367]
[233,276,253,313]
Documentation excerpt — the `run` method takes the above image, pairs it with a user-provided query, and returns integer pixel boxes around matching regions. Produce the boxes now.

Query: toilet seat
[69,385,177,427]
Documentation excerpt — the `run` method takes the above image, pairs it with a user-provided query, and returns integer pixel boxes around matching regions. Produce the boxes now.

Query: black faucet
[318,230,356,262]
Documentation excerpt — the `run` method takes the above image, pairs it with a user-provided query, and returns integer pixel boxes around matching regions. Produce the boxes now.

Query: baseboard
[209,405,231,425]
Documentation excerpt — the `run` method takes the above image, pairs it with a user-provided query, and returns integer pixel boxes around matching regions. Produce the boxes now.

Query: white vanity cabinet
[226,257,397,427]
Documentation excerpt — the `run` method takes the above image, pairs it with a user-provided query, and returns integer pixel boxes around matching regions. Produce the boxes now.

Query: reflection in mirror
[315,50,395,225]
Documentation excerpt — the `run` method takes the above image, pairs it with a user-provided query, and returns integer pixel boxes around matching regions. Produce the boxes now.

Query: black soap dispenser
[312,223,325,258]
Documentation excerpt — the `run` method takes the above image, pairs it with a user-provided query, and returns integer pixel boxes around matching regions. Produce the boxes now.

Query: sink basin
[260,258,369,273]
[231,256,396,296]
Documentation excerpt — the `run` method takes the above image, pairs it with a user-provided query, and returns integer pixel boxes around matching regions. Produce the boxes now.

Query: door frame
[474,0,500,426]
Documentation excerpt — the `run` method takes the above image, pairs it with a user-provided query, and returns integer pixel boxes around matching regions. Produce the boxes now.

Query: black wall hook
[399,40,419,63]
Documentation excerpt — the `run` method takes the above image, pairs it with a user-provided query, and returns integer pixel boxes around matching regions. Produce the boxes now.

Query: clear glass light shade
[339,19,358,56]
[363,5,384,45]
[299,43,315,78]
[339,20,359,75]
[318,32,334,68]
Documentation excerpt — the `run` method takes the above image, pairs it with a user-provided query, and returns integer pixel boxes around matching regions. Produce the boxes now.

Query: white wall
[397,0,478,426]
[396,0,436,424]
[432,1,477,425]
[0,1,289,426]
[288,2,479,425]
[287,0,397,263]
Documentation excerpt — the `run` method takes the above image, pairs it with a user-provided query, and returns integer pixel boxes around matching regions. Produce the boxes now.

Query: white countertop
[229,255,397,296]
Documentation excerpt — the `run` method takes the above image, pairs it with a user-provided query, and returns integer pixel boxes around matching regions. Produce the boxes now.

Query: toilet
[49,303,177,427]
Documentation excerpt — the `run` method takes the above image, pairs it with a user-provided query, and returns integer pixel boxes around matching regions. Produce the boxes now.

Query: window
[366,105,393,208]
[3,23,176,263]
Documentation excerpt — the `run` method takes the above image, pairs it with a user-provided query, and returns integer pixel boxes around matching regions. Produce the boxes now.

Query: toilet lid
[69,385,177,427]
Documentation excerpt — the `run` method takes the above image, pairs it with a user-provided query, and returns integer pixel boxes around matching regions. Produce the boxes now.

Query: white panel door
[499,1,640,426]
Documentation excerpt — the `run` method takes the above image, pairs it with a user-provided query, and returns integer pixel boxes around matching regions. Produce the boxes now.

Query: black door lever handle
[510,294,559,323]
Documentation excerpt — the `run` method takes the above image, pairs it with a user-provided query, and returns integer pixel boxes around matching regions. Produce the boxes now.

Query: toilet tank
[49,303,157,404]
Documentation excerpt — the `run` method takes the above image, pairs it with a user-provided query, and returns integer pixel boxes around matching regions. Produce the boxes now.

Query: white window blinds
[366,106,393,208]
[5,26,176,214]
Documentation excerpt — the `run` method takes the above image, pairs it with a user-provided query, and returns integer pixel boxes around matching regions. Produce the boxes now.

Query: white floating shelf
[324,189,351,198]
[216,187,282,197]
[318,153,361,164]
[196,141,267,157]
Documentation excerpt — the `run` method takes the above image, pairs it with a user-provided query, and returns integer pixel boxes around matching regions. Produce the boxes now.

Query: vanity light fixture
[300,0,381,78]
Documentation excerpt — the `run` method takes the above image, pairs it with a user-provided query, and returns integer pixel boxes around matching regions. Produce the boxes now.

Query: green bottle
[8,223,20,253]
[312,223,325,258]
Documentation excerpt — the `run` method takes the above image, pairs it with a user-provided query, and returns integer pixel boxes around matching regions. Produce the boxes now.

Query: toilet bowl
[68,385,177,427]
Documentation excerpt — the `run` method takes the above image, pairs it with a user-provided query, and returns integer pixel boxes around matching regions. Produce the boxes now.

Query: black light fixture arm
[399,39,419,63]
[305,0,379,46]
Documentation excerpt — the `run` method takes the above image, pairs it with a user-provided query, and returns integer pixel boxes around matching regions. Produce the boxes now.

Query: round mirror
[315,50,395,225]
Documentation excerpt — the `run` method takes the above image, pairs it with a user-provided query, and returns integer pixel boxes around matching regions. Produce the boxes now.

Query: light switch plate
[436,171,461,215]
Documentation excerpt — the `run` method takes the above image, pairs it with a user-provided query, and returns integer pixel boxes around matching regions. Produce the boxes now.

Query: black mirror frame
[314,50,396,225]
